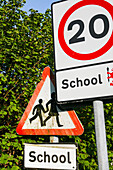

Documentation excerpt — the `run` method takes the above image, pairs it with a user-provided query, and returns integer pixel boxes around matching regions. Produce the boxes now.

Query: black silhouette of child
[43,92,63,127]
[29,99,47,126]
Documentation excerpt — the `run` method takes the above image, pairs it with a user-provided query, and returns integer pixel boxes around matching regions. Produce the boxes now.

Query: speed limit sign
[52,0,113,70]
[52,0,113,103]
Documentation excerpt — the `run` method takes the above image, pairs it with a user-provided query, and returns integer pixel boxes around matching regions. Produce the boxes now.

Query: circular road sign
[58,0,113,60]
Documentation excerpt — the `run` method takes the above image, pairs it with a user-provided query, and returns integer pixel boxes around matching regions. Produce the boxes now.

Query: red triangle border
[16,67,84,136]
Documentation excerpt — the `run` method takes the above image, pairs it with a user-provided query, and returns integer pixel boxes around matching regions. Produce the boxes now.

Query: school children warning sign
[16,67,84,136]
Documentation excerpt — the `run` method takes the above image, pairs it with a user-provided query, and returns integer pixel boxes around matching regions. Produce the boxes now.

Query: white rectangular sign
[24,143,77,169]
[56,62,113,102]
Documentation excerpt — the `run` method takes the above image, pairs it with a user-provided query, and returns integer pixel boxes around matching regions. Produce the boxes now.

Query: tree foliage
[0,0,113,169]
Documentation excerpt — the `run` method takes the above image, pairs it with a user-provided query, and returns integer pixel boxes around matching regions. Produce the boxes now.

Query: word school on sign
[24,144,76,169]
[29,151,71,164]
[62,74,103,89]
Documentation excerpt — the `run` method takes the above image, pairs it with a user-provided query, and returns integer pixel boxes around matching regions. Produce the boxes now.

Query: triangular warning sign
[16,67,84,136]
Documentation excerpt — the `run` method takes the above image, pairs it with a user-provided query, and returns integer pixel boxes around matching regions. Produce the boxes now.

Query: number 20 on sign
[52,0,113,70]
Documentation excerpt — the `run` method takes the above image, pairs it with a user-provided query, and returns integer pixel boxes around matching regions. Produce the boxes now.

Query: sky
[22,0,61,13]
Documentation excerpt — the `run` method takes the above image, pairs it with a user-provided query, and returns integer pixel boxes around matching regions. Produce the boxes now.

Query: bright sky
[22,0,60,13]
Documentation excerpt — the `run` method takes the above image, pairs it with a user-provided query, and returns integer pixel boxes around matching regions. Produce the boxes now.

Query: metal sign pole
[93,101,109,170]
[50,136,59,143]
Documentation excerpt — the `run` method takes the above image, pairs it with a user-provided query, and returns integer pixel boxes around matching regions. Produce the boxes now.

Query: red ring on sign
[58,0,113,60]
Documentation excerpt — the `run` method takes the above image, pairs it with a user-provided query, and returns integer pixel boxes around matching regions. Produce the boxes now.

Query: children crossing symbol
[29,93,63,127]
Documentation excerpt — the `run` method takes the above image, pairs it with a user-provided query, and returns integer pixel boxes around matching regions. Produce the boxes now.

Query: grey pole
[93,100,109,170]
[50,136,59,143]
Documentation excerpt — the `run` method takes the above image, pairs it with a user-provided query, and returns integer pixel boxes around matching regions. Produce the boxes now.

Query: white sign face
[52,0,113,70]
[24,143,76,170]
[56,62,113,102]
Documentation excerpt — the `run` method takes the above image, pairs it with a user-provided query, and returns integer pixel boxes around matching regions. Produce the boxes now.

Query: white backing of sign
[24,143,76,169]
[56,62,113,102]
